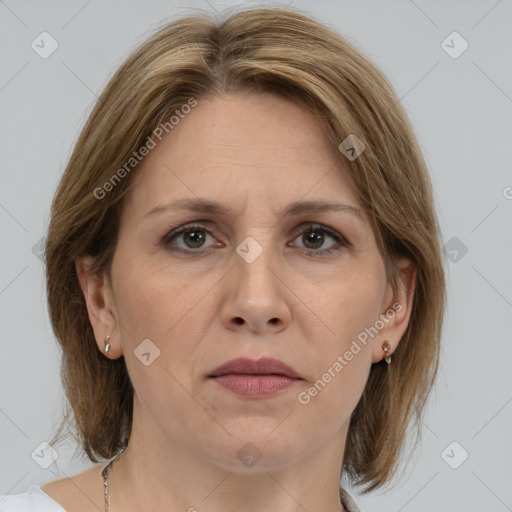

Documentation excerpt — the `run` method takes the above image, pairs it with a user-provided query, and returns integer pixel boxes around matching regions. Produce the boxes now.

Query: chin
[200,427,307,472]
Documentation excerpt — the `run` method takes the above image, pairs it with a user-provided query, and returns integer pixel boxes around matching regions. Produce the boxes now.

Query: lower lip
[210,374,300,398]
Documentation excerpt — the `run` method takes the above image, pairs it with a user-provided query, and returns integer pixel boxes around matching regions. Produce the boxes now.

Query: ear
[75,255,123,359]
[371,256,416,363]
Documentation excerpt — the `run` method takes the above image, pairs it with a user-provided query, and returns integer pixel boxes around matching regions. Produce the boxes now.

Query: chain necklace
[101,451,123,512]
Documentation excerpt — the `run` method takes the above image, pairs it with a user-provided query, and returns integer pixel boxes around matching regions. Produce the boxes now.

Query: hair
[46,5,446,493]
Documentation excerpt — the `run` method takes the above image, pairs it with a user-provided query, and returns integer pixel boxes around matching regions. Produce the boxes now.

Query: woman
[0,6,445,512]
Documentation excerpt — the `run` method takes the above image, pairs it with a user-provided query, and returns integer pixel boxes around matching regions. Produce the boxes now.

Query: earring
[381,340,392,365]
[104,335,111,354]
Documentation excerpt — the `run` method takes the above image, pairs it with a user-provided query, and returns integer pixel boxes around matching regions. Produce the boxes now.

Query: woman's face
[80,91,414,471]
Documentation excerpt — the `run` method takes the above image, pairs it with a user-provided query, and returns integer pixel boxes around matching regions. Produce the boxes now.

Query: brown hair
[46,6,446,492]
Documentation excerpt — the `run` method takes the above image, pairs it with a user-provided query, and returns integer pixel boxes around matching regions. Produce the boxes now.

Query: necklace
[101,451,123,512]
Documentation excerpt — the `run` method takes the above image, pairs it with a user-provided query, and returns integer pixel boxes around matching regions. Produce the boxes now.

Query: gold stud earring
[104,335,111,354]
[382,340,392,365]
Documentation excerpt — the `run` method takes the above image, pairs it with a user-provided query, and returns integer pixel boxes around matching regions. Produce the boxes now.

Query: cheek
[111,251,221,395]
[111,258,213,418]
[112,247,211,339]
[306,260,386,346]
[296,264,384,408]
[297,274,381,416]
[298,358,370,436]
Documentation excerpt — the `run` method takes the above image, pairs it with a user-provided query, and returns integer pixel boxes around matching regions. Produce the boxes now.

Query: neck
[107,400,348,512]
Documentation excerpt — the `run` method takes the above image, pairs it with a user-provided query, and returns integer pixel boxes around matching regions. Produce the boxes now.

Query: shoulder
[0,485,66,511]
[0,465,104,512]
[39,465,105,512]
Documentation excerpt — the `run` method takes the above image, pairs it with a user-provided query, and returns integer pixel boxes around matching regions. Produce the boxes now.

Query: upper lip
[209,357,302,379]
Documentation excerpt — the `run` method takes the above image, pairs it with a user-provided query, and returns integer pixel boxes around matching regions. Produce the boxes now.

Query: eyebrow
[144,198,364,221]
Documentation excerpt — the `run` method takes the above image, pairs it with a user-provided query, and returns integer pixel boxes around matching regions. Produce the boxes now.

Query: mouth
[208,357,302,380]
[208,357,303,399]
[208,374,302,398]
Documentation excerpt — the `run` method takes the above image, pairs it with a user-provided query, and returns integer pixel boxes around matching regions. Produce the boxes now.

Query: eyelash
[162,222,350,257]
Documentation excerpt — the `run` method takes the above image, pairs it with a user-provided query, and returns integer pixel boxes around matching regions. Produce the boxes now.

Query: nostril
[234,317,244,325]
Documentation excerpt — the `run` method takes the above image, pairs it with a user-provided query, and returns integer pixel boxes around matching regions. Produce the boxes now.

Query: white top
[0,486,66,511]
[0,485,361,512]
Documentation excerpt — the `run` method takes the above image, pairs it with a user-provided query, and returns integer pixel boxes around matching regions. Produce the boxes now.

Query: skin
[42,92,415,512]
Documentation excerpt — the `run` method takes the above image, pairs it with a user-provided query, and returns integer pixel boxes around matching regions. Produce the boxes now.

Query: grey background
[1,0,511,511]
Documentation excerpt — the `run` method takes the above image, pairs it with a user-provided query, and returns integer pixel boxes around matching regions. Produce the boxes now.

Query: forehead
[122,92,366,224]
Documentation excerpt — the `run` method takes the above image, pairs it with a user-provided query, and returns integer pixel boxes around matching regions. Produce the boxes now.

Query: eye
[162,223,220,255]
[291,223,349,256]
[162,222,350,257]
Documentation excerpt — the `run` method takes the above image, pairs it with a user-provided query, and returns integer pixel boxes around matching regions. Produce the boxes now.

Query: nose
[220,234,291,334]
